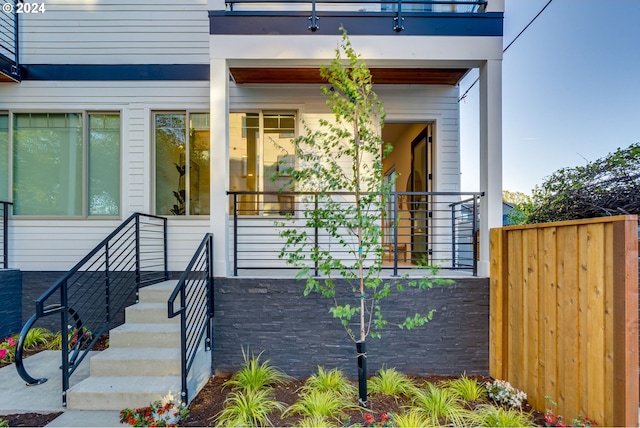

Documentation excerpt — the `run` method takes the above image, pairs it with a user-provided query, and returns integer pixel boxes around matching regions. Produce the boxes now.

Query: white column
[210,58,230,276]
[478,59,502,277]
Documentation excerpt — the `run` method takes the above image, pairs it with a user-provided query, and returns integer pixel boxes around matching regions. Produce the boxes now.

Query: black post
[356,340,367,407]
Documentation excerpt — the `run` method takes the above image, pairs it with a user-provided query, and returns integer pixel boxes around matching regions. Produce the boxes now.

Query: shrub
[445,375,487,402]
[215,389,285,427]
[486,379,527,408]
[223,347,289,393]
[368,367,417,397]
[411,382,471,426]
[300,366,356,398]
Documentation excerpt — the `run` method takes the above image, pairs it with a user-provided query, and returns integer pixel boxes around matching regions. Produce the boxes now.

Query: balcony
[228,191,482,277]
[210,0,501,37]
[0,0,20,82]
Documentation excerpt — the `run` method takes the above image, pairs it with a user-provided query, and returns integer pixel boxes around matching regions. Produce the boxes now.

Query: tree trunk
[356,340,367,407]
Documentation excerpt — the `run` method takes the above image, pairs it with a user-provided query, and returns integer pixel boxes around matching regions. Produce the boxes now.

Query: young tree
[276,29,448,406]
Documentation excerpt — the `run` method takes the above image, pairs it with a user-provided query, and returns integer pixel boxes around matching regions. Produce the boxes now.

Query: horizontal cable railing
[0,201,12,269]
[226,0,487,13]
[228,191,482,276]
[0,0,20,80]
[14,213,168,406]
[168,233,214,405]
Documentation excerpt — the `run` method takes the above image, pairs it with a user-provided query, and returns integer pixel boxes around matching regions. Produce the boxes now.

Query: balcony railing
[226,0,487,13]
[228,191,482,276]
[0,0,20,82]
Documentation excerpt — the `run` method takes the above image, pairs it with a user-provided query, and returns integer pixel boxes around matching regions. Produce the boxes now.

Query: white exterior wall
[0,81,210,271]
[19,0,209,64]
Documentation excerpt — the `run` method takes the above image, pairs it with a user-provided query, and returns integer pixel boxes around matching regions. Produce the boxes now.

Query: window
[11,112,120,216]
[154,112,210,216]
[229,112,296,216]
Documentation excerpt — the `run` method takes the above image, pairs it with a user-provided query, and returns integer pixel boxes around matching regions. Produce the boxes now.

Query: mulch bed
[2,339,547,427]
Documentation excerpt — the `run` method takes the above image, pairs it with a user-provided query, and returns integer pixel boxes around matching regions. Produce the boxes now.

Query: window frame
[152,110,211,217]
[3,110,122,219]
[228,110,298,218]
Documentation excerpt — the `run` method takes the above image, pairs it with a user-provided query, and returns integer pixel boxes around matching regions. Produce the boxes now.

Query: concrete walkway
[0,351,122,427]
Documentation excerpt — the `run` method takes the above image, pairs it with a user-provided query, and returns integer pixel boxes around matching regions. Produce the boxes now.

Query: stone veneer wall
[21,272,490,379]
[0,269,22,338]
[212,277,489,379]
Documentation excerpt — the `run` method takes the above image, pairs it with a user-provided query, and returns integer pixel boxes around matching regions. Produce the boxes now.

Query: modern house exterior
[0,0,504,409]
[1,0,503,278]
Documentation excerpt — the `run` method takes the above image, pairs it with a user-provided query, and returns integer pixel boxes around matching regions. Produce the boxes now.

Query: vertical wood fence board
[541,226,558,408]
[490,216,637,427]
[557,225,580,417]
[612,219,639,427]
[507,230,524,390]
[524,228,540,405]
[604,222,615,423]
[585,224,606,422]
[489,228,505,379]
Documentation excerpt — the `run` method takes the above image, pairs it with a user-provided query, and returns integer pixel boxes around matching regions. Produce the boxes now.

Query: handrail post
[135,214,141,301]
[60,282,69,407]
[2,202,8,268]
[105,245,111,323]
[233,193,238,276]
[314,193,319,277]
[451,202,456,270]
[163,216,169,280]
[392,192,399,277]
[472,195,478,276]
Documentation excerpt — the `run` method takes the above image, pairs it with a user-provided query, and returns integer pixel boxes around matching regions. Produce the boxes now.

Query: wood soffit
[229,67,468,85]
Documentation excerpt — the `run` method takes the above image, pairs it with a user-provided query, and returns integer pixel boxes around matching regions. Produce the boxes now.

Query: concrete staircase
[66,280,211,410]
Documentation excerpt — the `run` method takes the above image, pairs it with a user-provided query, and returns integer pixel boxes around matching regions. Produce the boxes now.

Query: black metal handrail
[168,233,214,406]
[228,191,482,276]
[15,213,168,406]
[0,0,21,81]
[0,201,12,269]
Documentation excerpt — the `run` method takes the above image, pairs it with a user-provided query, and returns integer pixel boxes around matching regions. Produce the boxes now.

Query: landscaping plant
[543,396,598,427]
[214,388,285,427]
[467,403,534,427]
[119,396,189,427]
[486,379,527,409]
[276,27,449,407]
[300,366,356,398]
[445,374,487,402]
[223,347,290,393]
[411,382,471,426]
[368,367,417,398]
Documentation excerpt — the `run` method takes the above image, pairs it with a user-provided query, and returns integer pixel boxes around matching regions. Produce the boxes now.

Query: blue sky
[459,0,640,195]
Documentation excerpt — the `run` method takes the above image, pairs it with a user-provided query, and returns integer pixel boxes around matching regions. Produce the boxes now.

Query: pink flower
[6,337,16,347]
[0,349,6,360]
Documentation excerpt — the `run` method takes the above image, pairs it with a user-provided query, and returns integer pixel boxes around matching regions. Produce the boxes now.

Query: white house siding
[19,0,209,64]
[223,83,461,274]
[0,81,210,271]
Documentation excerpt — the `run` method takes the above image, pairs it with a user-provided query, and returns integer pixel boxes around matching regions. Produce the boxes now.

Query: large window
[154,112,210,216]
[229,112,296,216]
[10,112,120,216]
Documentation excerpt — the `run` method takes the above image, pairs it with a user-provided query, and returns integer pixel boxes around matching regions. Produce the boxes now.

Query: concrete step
[108,323,180,349]
[66,375,182,410]
[138,280,179,304]
[125,302,179,324]
[89,347,181,377]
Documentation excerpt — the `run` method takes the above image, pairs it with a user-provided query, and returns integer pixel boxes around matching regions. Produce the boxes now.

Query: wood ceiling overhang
[229,67,468,85]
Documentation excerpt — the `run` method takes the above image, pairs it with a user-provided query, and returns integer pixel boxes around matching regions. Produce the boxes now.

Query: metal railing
[0,201,12,268]
[168,233,214,406]
[0,0,20,81]
[14,213,168,406]
[226,0,487,13]
[228,191,482,276]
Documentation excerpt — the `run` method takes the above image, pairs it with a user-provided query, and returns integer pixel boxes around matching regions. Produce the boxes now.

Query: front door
[410,126,431,264]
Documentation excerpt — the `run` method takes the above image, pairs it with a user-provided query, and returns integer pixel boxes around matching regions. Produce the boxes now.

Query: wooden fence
[489,215,638,427]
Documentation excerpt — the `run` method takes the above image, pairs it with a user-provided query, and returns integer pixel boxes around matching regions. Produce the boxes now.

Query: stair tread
[92,347,180,359]
[69,375,181,392]
[110,322,180,332]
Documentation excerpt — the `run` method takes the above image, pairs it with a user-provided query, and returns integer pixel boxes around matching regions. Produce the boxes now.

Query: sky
[459,0,640,195]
